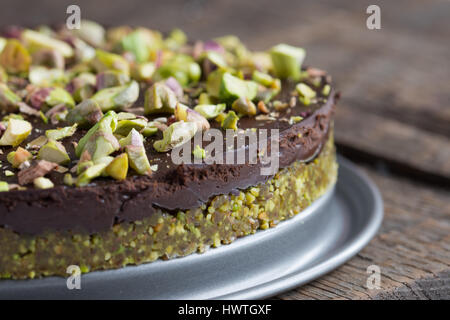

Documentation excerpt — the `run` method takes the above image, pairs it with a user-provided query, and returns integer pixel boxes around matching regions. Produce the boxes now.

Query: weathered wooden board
[277,165,450,300]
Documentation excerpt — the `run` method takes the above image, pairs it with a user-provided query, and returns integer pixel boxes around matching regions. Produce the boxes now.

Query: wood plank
[277,165,450,300]
[335,104,450,183]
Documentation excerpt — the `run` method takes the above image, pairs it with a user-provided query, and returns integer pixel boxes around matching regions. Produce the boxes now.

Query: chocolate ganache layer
[0,81,336,235]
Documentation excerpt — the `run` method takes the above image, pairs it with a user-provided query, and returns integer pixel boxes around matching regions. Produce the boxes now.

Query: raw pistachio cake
[0,21,338,279]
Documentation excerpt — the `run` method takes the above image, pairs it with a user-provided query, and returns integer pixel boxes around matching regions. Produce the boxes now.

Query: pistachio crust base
[0,136,337,279]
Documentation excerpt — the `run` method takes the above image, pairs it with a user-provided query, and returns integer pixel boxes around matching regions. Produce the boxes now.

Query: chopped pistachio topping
[144,82,178,114]
[0,118,32,147]
[296,83,317,105]
[217,72,258,102]
[0,21,333,190]
[7,147,32,168]
[232,97,257,116]
[45,87,75,108]
[270,44,305,80]
[289,116,304,124]
[75,110,118,158]
[22,29,74,58]
[96,70,130,90]
[194,103,226,119]
[45,124,77,140]
[91,49,130,76]
[0,83,21,112]
[115,118,147,136]
[154,54,201,87]
[174,103,210,131]
[66,99,103,128]
[4,170,14,177]
[221,111,239,130]
[0,181,9,192]
[153,121,198,152]
[33,177,54,189]
[120,30,150,63]
[37,139,70,165]
[193,145,206,159]
[91,81,139,111]
[76,163,108,187]
[105,153,128,180]
[0,39,31,74]
[322,84,331,96]
[122,129,151,175]
[29,66,66,87]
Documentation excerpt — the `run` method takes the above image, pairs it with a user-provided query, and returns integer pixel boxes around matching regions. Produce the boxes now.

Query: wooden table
[1,0,449,299]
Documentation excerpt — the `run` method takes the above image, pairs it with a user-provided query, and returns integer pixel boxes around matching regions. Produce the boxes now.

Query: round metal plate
[0,156,383,299]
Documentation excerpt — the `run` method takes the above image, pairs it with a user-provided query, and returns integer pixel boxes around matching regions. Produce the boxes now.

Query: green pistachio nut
[296,83,316,105]
[322,84,331,96]
[105,153,128,180]
[45,87,75,108]
[0,83,21,112]
[33,176,54,189]
[289,116,304,124]
[154,54,201,86]
[192,145,206,159]
[144,82,178,114]
[75,110,118,157]
[270,44,305,80]
[0,39,31,74]
[0,118,32,147]
[198,93,212,105]
[22,29,74,58]
[114,118,148,136]
[251,51,273,73]
[91,81,139,111]
[153,121,198,152]
[7,147,32,168]
[81,130,120,161]
[29,66,67,86]
[63,173,73,186]
[165,28,187,50]
[219,72,258,103]
[221,111,239,130]
[91,49,130,76]
[193,103,226,119]
[206,70,225,98]
[76,162,108,187]
[45,123,77,140]
[141,122,159,137]
[96,70,130,90]
[203,51,227,69]
[31,49,65,69]
[0,181,9,192]
[252,71,282,99]
[232,97,257,116]
[66,99,104,128]
[37,139,70,165]
[174,103,210,131]
[122,129,151,175]
[120,30,150,63]
[73,84,95,102]
[72,20,105,48]
[131,62,155,81]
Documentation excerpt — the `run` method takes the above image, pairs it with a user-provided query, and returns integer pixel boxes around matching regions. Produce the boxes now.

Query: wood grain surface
[0,0,448,299]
